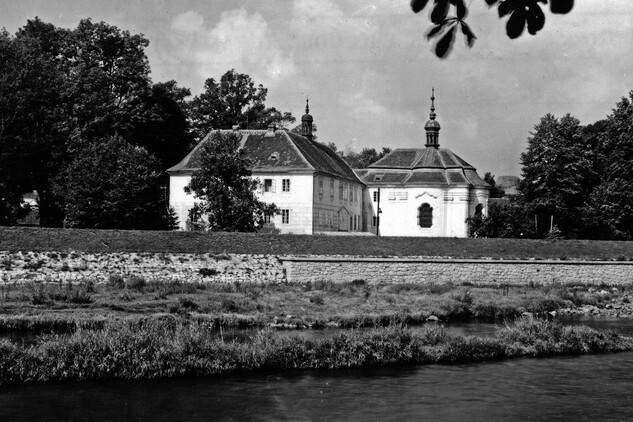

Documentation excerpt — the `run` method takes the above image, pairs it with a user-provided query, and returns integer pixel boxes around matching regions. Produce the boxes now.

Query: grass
[0,280,629,334]
[4,227,633,260]
[0,317,630,385]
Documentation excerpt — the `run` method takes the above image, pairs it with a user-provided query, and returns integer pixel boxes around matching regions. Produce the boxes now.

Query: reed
[1,317,631,385]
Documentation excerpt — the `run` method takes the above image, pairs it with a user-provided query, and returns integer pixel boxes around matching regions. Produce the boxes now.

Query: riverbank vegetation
[1,280,631,334]
[5,227,633,260]
[1,317,631,385]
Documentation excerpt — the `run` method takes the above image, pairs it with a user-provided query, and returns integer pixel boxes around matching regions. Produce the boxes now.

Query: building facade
[168,102,365,234]
[169,94,489,237]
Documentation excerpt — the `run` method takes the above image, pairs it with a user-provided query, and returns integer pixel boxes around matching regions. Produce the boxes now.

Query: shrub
[178,297,198,311]
[125,275,146,291]
[31,285,48,305]
[69,288,93,304]
[108,274,125,289]
[309,293,325,305]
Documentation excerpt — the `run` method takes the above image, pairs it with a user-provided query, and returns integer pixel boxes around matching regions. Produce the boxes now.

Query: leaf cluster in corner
[411,0,574,58]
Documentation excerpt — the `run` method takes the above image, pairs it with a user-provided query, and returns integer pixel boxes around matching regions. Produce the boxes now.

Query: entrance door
[337,207,350,231]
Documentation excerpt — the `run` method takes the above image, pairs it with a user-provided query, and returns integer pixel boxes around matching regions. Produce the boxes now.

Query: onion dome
[424,88,440,148]
[301,98,313,140]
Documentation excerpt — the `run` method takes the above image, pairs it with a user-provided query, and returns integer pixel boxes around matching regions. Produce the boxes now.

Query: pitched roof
[369,147,475,170]
[355,147,488,189]
[168,129,363,184]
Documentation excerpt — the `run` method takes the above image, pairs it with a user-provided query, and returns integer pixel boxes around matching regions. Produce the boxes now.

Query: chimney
[265,123,276,137]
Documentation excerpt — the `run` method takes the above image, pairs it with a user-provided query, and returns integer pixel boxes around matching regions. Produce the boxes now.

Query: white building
[354,90,490,237]
[168,93,489,237]
[168,102,365,234]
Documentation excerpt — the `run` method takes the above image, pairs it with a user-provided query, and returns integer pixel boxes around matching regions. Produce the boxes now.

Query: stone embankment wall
[0,251,285,284]
[281,257,633,285]
[2,251,633,286]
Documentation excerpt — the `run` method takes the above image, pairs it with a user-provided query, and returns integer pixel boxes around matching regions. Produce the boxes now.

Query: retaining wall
[0,251,285,284]
[281,257,633,285]
[2,251,633,286]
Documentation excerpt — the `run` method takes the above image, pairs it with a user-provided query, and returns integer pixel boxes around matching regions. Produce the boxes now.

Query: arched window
[418,203,433,228]
[474,204,483,217]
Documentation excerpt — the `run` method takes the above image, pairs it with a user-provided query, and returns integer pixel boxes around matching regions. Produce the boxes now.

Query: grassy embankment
[1,317,631,385]
[1,278,631,333]
[3,227,633,333]
[4,226,633,259]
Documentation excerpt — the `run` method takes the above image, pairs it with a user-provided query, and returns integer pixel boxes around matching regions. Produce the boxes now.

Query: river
[1,317,633,421]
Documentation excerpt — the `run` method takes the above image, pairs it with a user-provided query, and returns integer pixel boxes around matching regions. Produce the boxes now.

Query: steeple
[301,98,314,141]
[424,88,441,148]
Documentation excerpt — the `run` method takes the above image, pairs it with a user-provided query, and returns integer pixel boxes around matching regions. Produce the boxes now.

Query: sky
[1,0,632,177]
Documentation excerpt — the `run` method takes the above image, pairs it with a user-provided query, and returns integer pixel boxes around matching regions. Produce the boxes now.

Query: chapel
[354,90,490,237]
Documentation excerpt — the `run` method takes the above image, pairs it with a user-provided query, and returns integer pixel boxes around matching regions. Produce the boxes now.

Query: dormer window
[269,152,279,161]
[374,174,384,182]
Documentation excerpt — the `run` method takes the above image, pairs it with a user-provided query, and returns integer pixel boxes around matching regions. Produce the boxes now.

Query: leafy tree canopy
[584,91,633,239]
[341,147,392,168]
[410,0,574,58]
[58,136,176,230]
[189,69,295,140]
[483,173,505,198]
[519,113,594,237]
[185,131,278,232]
[0,17,192,227]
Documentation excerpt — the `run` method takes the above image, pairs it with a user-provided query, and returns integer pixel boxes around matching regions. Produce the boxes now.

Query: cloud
[166,8,295,91]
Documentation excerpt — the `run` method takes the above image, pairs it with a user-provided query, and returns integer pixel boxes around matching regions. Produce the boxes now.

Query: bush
[125,275,146,291]
[108,274,125,289]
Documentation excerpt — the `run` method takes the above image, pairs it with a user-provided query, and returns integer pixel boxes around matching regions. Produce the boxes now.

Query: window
[418,203,433,228]
[373,191,379,202]
[263,214,271,224]
[372,216,377,227]
[474,204,483,217]
[343,183,348,201]
[282,209,290,224]
[263,179,275,193]
[318,178,323,199]
[330,179,334,200]
[339,183,343,200]
[282,179,290,192]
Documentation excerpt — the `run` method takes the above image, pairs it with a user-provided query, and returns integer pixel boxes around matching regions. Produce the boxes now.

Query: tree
[410,0,574,58]
[584,92,633,239]
[483,173,505,198]
[4,19,70,226]
[185,131,277,232]
[466,200,535,238]
[189,69,295,140]
[129,81,194,168]
[342,147,392,168]
[519,113,594,237]
[1,18,192,227]
[58,136,175,230]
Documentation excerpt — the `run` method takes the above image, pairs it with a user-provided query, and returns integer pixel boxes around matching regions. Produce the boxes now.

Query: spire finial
[424,87,440,148]
[305,97,310,114]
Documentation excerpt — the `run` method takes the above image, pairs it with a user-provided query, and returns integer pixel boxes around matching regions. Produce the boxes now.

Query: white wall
[365,186,474,237]
[170,172,315,233]
[254,173,314,234]
[169,174,197,230]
